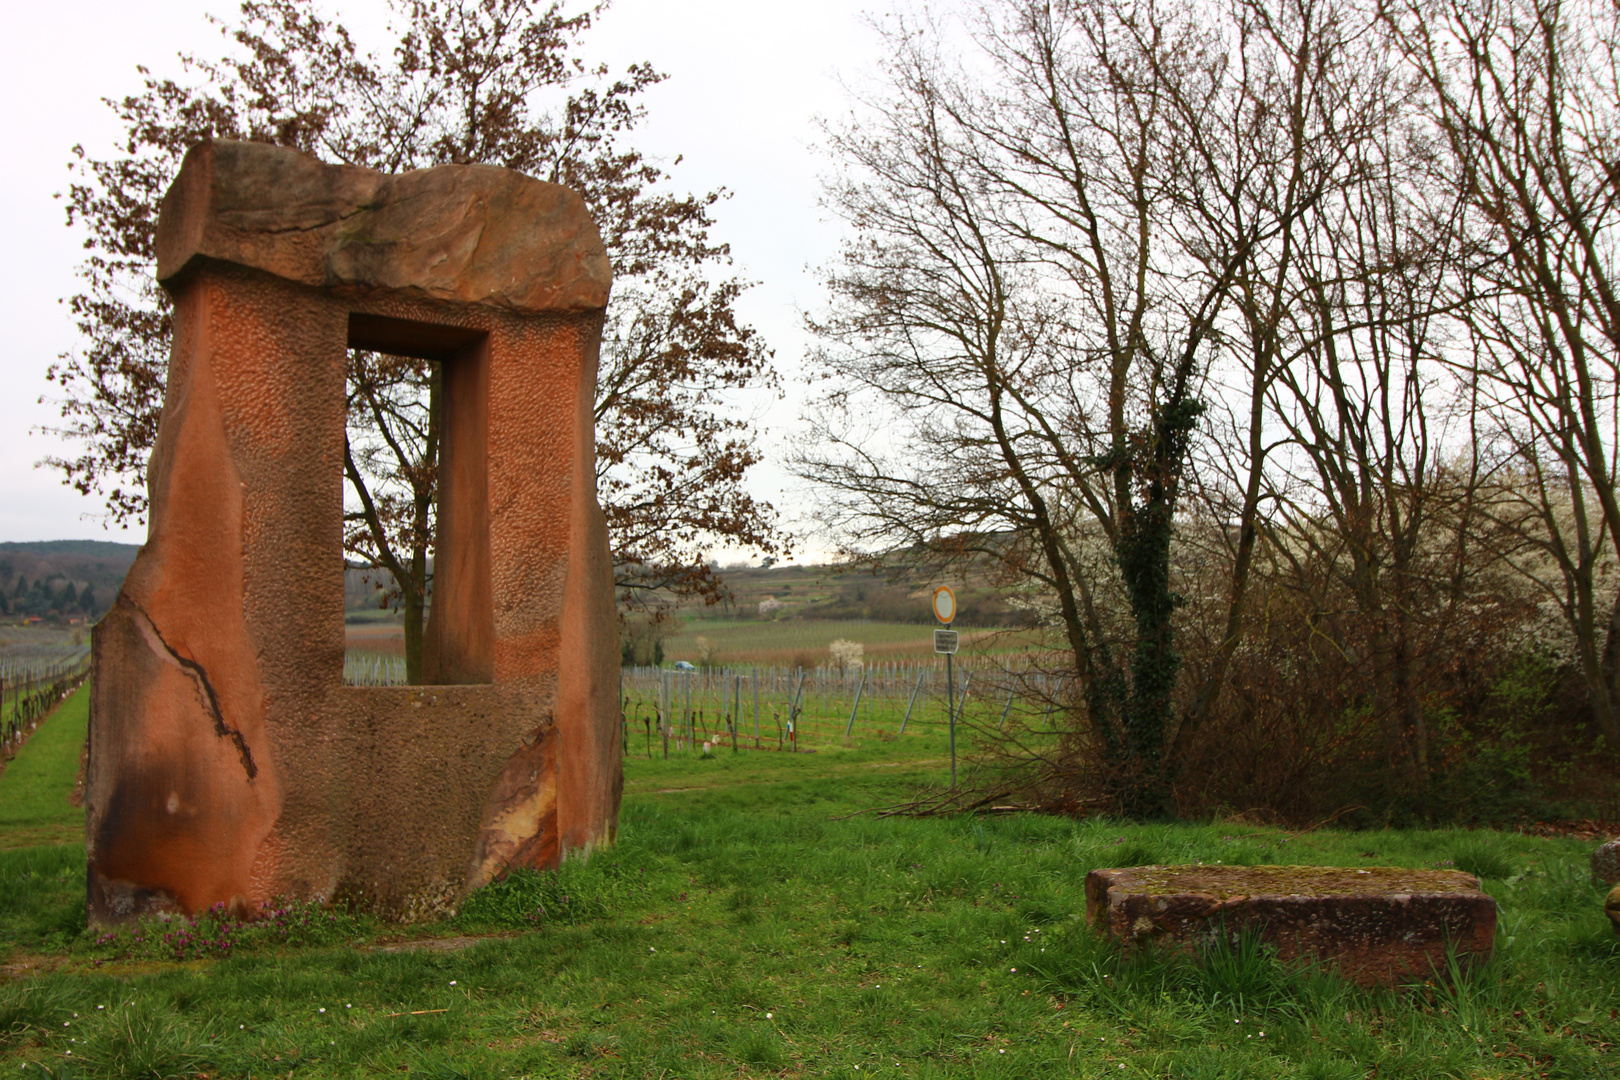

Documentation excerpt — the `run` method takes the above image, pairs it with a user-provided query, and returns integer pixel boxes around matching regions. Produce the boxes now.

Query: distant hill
[0,540,140,622]
[0,538,1036,629]
[0,540,140,560]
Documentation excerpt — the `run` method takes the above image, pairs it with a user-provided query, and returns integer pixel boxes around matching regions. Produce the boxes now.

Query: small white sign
[934,629,960,655]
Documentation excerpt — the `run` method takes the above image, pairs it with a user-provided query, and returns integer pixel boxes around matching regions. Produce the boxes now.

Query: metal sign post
[946,651,955,785]
[899,668,925,734]
[932,586,959,786]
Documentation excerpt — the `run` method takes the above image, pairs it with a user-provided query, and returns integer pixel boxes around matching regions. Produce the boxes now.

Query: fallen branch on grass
[836,787,1021,819]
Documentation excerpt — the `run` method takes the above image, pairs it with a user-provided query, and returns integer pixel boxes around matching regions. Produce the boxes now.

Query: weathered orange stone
[87,140,622,924]
[1085,864,1497,986]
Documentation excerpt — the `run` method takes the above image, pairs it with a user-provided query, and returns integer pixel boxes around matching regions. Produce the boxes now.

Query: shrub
[620,615,667,666]
[828,639,864,671]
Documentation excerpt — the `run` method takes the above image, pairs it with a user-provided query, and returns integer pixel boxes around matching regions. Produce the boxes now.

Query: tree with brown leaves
[45,0,783,680]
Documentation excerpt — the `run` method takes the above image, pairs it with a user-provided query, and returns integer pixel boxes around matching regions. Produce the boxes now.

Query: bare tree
[1384,0,1620,751]
[1227,73,1509,794]
[802,0,1381,814]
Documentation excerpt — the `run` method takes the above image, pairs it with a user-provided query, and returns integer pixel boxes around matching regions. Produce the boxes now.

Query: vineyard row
[1,650,92,756]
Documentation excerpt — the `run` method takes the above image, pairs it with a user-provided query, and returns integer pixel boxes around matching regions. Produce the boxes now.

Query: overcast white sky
[0,0,888,556]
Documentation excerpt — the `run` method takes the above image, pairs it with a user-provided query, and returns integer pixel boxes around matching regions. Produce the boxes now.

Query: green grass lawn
[620,661,1059,759]
[2,686,1617,1078]
[0,684,87,850]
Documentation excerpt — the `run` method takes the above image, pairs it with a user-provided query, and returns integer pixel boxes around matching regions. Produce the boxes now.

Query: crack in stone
[219,203,373,236]
[130,598,258,780]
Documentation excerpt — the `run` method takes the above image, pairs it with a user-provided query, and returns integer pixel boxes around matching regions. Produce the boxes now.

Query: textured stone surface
[1085,864,1497,986]
[156,140,611,314]
[1593,839,1620,886]
[87,140,621,924]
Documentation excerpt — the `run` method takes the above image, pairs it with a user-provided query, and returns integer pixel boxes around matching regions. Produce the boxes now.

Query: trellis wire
[617,660,1071,755]
[1,648,92,758]
[330,652,1074,755]
[342,652,408,686]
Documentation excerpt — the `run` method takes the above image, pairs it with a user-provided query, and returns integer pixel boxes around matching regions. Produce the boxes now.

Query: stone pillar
[86,139,622,923]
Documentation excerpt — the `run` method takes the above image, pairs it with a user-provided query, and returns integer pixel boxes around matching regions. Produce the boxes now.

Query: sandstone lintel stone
[1085,864,1497,987]
[155,139,611,313]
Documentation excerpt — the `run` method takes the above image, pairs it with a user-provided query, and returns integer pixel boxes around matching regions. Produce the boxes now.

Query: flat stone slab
[1085,865,1496,986]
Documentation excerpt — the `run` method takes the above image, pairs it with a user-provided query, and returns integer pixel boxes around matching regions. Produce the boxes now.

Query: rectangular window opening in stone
[342,313,494,687]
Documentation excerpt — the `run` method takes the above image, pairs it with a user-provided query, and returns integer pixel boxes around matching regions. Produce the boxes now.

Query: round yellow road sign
[932,585,956,625]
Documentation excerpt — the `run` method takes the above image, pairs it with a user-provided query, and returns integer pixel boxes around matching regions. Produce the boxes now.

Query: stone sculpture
[86,139,622,923]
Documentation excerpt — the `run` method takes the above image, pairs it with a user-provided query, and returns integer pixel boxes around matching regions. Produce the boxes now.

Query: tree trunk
[403,582,426,686]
